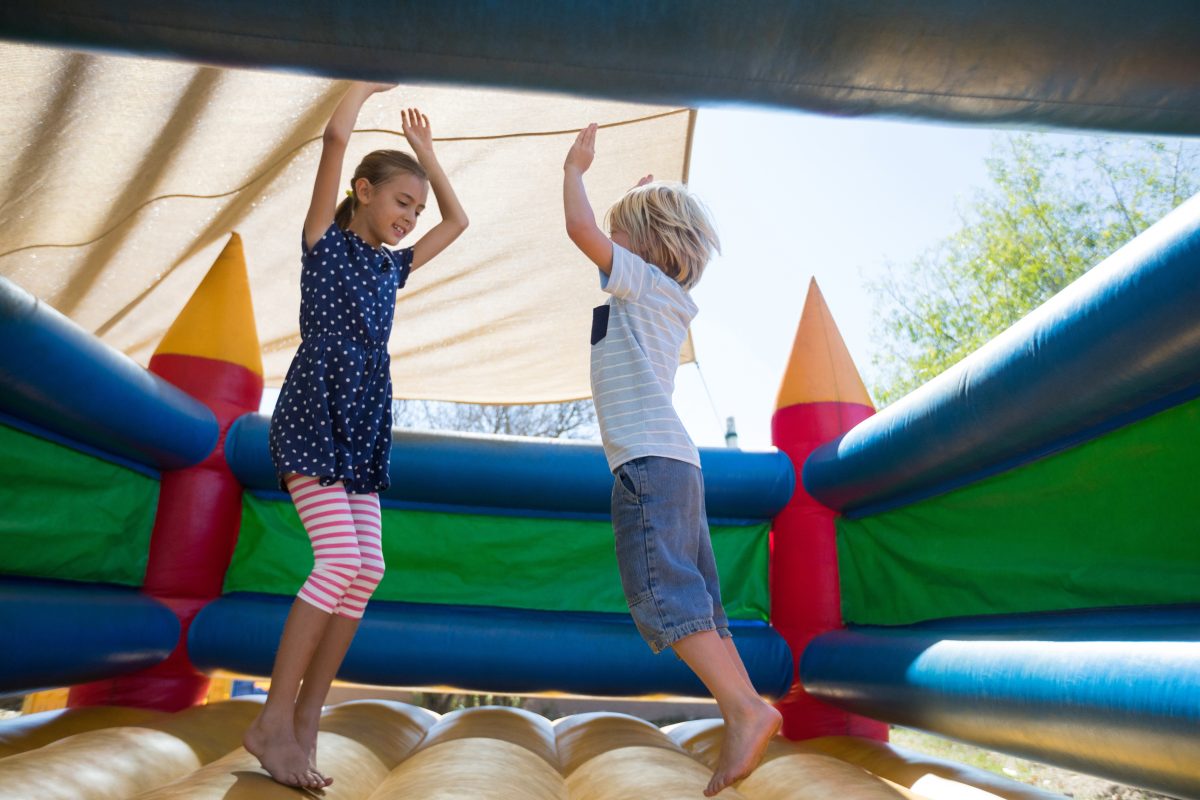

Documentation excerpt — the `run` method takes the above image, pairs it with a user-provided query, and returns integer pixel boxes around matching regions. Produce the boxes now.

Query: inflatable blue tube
[801,606,1200,798]
[804,193,1200,514]
[191,593,793,699]
[226,412,794,521]
[0,577,179,696]
[0,277,217,470]
[2,2,1199,134]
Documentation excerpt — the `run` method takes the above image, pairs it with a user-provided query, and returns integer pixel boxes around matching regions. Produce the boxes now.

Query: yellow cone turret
[154,233,262,377]
[775,278,872,411]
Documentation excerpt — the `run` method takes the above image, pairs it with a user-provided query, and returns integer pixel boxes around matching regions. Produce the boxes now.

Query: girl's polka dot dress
[269,222,412,494]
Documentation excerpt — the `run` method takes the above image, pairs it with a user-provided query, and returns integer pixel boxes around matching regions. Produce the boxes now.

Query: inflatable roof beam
[804,187,1200,516]
[0,277,216,471]
[3,2,1200,135]
[770,279,884,741]
[190,593,794,699]
[226,413,795,521]
[70,233,263,712]
[801,605,1200,799]
[0,578,178,698]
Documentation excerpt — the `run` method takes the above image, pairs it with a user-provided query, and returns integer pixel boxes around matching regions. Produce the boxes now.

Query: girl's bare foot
[244,715,327,790]
[705,700,782,796]
[294,711,333,787]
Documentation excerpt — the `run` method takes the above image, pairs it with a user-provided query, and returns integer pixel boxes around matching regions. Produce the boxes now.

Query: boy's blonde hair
[605,181,720,290]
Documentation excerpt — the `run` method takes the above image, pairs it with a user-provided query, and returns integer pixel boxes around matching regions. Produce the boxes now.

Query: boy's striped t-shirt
[589,242,700,472]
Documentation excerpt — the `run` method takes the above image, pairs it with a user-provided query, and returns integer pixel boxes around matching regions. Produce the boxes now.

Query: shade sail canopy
[0,43,694,402]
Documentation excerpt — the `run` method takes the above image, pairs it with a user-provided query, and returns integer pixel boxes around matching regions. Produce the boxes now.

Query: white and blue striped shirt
[590,243,700,472]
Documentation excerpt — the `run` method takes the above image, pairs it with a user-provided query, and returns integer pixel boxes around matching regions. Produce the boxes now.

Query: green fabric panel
[0,423,158,586]
[228,494,770,621]
[837,397,1200,625]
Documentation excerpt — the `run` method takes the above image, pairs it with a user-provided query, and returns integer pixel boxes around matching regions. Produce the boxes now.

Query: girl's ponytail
[334,193,357,230]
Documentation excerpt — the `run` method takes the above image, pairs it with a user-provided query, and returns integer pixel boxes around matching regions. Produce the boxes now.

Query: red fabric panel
[70,354,261,711]
[770,401,883,740]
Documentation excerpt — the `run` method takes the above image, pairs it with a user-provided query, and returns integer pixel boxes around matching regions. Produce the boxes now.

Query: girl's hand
[564,123,597,174]
[634,174,653,188]
[306,81,393,250]
[402,108,434,156]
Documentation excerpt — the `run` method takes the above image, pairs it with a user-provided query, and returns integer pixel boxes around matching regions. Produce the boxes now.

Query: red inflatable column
[69,234,263,711]
[770,279,887,740]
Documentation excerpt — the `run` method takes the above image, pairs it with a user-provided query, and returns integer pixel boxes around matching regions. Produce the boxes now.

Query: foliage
[408,691,527,715]
[890,727,1174,799]
[870,135,1200,405]
[392,399,597,439]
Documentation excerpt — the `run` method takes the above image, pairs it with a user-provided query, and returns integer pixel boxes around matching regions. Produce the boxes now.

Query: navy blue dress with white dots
[269,222,413,494]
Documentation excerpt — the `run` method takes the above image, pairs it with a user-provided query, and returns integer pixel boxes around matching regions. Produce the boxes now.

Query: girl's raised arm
[403,109,469,271]
[304,82,395,251]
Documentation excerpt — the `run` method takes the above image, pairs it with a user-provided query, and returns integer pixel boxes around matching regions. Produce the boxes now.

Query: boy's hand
[402,108,434,155]
[565,123,597,174]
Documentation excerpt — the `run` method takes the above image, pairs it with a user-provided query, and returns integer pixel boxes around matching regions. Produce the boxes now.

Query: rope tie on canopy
[0,108,690,261]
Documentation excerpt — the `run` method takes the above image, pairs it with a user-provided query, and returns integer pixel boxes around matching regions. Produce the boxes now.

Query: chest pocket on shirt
[590,304,611,345]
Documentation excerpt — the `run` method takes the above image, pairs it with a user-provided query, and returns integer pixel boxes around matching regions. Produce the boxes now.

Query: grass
[889,727,1177,800]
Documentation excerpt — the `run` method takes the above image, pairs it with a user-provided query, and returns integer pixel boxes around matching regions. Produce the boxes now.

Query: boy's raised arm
[563,123,614,274]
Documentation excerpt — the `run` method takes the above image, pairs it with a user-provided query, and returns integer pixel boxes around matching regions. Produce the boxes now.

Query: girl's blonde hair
[334,150,428,229]
[605,181,720,290]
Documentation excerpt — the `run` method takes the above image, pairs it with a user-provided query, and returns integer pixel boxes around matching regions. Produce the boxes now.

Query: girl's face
[357,172,429,247]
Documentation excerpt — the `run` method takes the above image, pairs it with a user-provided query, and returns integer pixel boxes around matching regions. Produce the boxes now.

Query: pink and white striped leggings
[285,474,385,619]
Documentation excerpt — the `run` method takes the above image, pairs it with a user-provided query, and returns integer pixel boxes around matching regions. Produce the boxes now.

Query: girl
[563,123,781,797]
[244,81,468,789]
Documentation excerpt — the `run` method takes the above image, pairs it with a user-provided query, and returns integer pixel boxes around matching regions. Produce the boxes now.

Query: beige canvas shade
[0,42,695,403]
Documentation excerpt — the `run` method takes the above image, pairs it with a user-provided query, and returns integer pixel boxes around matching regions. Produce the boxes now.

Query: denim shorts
[611,456,732,654]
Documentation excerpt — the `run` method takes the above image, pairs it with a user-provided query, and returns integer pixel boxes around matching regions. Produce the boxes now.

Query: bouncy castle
[1,3,1198,799]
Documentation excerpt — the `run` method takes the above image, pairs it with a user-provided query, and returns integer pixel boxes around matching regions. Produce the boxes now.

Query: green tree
[407,690,526,715]
[392,398,597,439]
[869,134,1200,405]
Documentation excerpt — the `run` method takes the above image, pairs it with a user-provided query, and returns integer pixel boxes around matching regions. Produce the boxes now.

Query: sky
[675,107,1001,450]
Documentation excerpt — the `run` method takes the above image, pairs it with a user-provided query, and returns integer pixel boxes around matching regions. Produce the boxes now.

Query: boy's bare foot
[244,715,328,790]
[294,711,333,787]
[705,701,782,796]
